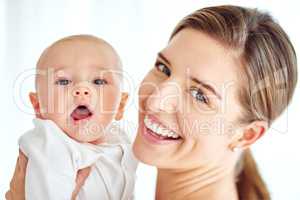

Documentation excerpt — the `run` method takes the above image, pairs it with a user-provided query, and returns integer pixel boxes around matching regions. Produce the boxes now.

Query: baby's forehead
[37,35,122,70]
[50,35,114,51]
[35,35,123,86]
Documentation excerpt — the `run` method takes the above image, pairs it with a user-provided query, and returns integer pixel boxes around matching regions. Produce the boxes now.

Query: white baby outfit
[19,118,137,200]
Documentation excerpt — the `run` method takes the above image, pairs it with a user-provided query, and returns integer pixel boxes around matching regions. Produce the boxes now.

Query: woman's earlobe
[229,120,268,150]
[245,120,268,142]
[229,121,268,151]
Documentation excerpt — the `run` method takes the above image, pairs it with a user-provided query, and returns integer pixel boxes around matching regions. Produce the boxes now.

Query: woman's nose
[145,81,181,113]
[72,86,91,97]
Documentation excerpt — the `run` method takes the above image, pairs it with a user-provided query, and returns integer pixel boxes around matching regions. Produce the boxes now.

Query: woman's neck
[155,164,238,200]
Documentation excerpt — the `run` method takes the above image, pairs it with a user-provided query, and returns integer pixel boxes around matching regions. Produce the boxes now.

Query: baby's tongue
[71,106,91,121]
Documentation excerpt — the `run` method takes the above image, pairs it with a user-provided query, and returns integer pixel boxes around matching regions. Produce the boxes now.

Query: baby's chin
[64,129,105,144]
[64,125,107,144]
[44,114,108,144]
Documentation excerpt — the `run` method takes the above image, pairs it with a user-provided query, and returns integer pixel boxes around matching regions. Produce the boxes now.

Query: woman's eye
[190,87,209,104]
[155,61,171,76]
[55,79,72,86]
[93,78,107,85]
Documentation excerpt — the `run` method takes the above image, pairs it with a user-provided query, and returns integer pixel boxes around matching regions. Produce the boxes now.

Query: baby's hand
[6,150,91,200]
[5,150,27,200]
[71,167,92,200]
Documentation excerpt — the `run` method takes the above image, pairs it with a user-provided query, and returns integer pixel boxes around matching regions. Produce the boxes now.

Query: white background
[0,0,299,199]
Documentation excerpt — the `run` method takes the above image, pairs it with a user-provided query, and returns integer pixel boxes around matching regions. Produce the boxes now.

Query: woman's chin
[132,134,166,167]
[133,137,155,165]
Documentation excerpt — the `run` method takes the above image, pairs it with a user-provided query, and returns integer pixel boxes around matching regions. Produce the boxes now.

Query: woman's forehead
[162,29,241,87]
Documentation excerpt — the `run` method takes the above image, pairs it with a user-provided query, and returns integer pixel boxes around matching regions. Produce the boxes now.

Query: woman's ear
[115,92,129,121]
[29,92,42,118]
[229,120,268,150]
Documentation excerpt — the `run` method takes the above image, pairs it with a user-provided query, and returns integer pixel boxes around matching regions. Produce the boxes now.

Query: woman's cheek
[141,70,162,88]
[138,73,161,104]
[182,117,229,162]
[180,112,215,139]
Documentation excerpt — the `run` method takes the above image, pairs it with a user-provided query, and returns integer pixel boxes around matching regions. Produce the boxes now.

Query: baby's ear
[115,92,129,121]
[29,92,42,118]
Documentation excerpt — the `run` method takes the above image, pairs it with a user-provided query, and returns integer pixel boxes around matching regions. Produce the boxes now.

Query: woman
[6,5,297,200]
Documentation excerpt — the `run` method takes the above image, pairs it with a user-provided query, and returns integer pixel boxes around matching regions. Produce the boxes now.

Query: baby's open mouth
[71,105,93,121]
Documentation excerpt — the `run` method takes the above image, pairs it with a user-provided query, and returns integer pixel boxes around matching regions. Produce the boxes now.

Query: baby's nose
[72,86,91,97]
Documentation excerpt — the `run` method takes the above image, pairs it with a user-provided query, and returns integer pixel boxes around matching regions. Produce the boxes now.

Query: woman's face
[133,28,245,169]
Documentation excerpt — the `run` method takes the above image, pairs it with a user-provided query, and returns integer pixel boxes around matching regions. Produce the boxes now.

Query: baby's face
[31,37,127,143]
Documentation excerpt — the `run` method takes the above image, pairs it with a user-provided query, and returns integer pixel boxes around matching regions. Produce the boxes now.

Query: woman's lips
[146,114,178,134]
[142,124,182,145]
[141,114,182,145]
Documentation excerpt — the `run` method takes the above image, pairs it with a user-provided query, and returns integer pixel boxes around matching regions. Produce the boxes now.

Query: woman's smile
[5,4,298,200]
[142,114,182,144]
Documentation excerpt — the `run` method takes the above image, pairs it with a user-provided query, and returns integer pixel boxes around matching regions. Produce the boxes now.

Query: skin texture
[6,30,268,199]
[31,36,128,143]
[6,35,128,199]
[133,29,267,199]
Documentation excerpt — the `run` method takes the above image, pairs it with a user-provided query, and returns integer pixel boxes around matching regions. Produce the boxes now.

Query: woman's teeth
[144,115,180,139]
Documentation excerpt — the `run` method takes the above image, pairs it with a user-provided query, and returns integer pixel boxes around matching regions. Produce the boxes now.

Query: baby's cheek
[40,87,68,115]
[97,87,120,114]
[54,88,70,114]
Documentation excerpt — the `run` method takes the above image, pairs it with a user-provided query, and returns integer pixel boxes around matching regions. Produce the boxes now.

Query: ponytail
[236,149,270,200]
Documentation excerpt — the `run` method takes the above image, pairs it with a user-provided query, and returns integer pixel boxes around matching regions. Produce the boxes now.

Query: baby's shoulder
[19,119,78,158]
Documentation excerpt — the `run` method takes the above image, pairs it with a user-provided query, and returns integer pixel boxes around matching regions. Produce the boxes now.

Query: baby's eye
[55,79,72,86]
[93,78,108,85]
[155,61,171,77]
[190,87,209,104]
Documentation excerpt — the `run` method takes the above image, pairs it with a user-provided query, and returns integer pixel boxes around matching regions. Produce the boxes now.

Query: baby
[19,35,137,200]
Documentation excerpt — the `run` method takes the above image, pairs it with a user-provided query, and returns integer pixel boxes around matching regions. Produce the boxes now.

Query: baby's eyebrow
[93,66,122,74]
[39,65,67,73]
[53,68,70,76]
[93,65,120,70]
[36,66,69,78]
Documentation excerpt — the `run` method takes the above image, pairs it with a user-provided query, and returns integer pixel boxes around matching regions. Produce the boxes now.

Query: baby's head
[30,35,128,144]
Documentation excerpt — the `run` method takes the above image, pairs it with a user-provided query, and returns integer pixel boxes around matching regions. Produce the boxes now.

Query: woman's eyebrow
[157,52,221,100]
[190,76,222,100]
[158,52,171,66]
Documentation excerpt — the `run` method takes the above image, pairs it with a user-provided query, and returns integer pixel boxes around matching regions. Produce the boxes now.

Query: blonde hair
[170,5,297,200]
